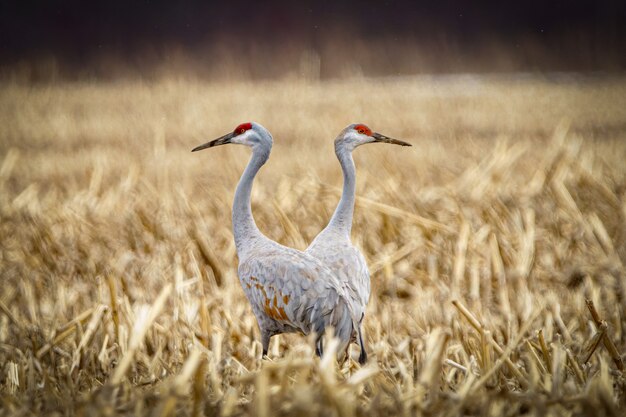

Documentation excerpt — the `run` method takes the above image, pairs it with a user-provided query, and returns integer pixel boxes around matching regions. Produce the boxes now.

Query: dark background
[2,0,625,79]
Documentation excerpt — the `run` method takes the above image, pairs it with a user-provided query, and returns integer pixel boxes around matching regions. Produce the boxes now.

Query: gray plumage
[192,122,358,360]
[307,123,411,364]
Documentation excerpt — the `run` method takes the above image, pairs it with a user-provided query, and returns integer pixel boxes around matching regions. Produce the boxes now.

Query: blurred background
[2,2,626,416]
[1,0,626,81]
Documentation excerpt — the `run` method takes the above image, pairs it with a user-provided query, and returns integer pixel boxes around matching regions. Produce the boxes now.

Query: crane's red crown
[354,124,372,136]
[234,122,253,135]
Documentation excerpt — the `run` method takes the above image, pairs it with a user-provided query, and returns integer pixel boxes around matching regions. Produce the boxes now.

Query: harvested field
[1,75,626,416]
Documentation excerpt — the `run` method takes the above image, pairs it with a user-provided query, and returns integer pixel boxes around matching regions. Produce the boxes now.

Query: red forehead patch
[354,124,372,136]
[234,122,252,135]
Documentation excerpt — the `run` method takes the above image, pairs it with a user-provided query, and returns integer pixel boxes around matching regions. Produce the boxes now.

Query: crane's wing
[352,248,371,315]
[238,248,355,337]
[306,242,371,321]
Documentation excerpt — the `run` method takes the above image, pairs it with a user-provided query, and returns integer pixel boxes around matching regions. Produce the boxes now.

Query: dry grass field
[1,74,626,416]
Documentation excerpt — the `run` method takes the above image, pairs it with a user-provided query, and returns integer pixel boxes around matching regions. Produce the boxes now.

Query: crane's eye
[238,128,245,134]
[358,128,365,134]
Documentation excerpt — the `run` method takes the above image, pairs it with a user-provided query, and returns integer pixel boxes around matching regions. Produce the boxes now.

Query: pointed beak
[371,132,411,146]
[191,132,235,152]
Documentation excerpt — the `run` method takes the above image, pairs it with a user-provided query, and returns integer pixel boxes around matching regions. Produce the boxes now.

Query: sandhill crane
[192,122,357,360]
[307,123,411,364]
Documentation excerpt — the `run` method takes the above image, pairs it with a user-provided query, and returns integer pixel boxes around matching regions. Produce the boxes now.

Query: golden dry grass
[1,75,626,416]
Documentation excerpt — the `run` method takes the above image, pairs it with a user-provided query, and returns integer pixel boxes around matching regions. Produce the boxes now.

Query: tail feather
[330,297,358,362]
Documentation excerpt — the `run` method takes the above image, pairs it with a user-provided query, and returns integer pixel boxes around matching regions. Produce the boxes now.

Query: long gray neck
[232,146,270,256]
[327,145,356,238]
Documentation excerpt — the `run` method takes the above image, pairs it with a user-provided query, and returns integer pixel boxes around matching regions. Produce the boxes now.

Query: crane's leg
[357,326,367,364]
[315,336,324,358]
[261,329,271,359]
